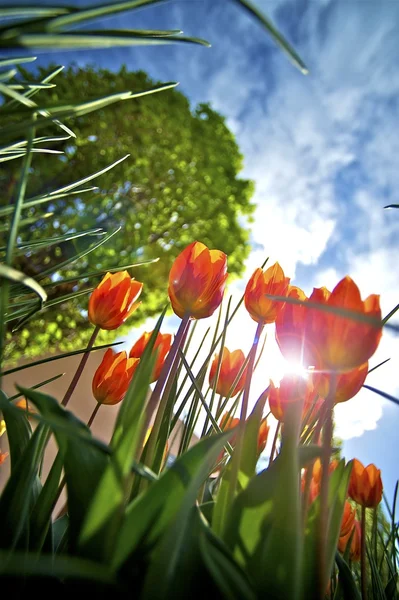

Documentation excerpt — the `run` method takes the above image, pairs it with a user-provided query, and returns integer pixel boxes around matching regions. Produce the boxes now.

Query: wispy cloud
[38,0,399,441]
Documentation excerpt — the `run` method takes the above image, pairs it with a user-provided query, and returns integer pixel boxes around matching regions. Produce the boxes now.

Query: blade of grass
[0,340,122,378]
[46,0,167,31]
[230,0,308,74]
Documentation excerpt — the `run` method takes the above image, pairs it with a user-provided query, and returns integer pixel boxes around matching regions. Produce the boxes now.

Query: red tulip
[92,349,140,405]
[209,348,247,397]
[168,241,228,319]
[130,331,172,382]
[244,262,290,324]
[88,271,143,330]
[305,277,382,371]
[275,285,310,364]
[268,374,310,422]
[257,418,270,454]
[348,459,383,508]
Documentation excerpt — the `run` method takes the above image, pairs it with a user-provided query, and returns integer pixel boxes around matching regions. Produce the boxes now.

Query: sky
[20,0,399,502]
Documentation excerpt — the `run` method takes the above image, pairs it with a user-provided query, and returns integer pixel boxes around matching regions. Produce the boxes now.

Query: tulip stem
[142,313,190,468]
[87,402,101,428]
[361,505,367,600]
[317,372,337,598]
[269,421,281,466]
[61,326,100,408]
[223,321,263,534]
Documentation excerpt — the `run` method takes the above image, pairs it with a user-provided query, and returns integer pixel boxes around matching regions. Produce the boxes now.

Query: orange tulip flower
[209,348,247,397]
[15,398,38,421]
[168,241,228,319]
[268,374,310,422]
[350,520,361,562]
[348,458,383,508]
[312,458,339,485]
[305,277,382,371]
[275,285,311,364]
[92,349,140,405]
[338,518,361,562]
[219,411,240,434]
[0,451,9,466]
[333,362,368,403]
[301,472,320,504]
[244,262,290,324]
[302,458,339,503]
[339,501,356,540]
[129,331,172,383]
[88,271,143,330]
[257,418,270,454]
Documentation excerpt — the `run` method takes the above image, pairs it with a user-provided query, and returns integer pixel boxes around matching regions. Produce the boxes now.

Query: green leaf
[0,7,68,19]
[224,459,279,564]
[299,444,324,467]
[335,552,361,600]
[0,423,48,550]
[6,31,210,50]
[363,384,399,407]
[240,389,268,482]
[9,372,64,401]
[0,56,37,67]
[384,574,398,600]
[301,460,352,600]
[78,319,163,561]
[0,340,122,378]
[0,263,47,304]
[151,375,177,475]
[0,389,31,470]
[230,0,308,74]
[18,387,108,552]
[0,551,115,584]
[200,521,257,600]
[112,430,232,570]
[45,0,167,31]
[368,544,387,600]
[0,84,178,140]
[29,451,64,552]
[141,506,209,599]
[35,227,122,279]
[26,155,129,199]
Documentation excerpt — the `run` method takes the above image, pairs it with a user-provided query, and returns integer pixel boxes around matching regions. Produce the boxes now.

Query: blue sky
[23,0,399,502]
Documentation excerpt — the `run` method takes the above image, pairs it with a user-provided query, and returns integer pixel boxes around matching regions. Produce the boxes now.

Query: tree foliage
[0,65,255,360]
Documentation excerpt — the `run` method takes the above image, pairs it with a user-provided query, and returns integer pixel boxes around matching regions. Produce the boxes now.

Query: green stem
[87,402,101,428]
[0,115,36,378]
[317,372,337,598]
[142,313,190,467]
[224,321,263,531]
[202,299,231,437]
[269,421,281,466]
[361,505,367,600]
[61,325,99,407]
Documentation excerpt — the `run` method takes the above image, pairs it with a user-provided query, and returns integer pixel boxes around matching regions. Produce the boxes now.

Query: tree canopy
[1,65,255,360]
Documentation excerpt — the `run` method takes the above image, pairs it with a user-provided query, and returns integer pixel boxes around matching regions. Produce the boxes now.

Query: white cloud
[115,0,399,441]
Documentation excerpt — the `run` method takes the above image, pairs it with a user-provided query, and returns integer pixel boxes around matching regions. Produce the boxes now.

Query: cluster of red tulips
[85,240,384,549]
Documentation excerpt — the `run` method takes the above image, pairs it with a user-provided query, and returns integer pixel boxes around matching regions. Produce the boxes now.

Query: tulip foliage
[0,4,398,600]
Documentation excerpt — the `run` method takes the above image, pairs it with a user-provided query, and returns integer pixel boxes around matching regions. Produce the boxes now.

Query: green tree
[1,65,254,360]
